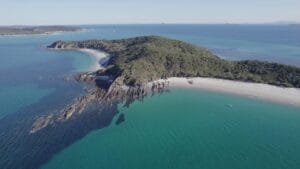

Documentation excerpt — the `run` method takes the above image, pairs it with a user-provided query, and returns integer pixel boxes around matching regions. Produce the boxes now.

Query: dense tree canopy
[49,36,300,88]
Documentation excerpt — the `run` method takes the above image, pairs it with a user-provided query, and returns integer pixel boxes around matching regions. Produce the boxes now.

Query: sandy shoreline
[48,47,110,71]
[51,47,300,107]
[0,29,84,37]
[152,77,300,107]
[75,48,110,71]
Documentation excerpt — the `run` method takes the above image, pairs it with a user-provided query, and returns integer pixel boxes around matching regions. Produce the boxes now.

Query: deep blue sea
[0,24,300,169]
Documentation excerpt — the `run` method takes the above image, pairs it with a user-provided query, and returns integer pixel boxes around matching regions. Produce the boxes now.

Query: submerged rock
[30,114,54,134]
[115,113,125,125]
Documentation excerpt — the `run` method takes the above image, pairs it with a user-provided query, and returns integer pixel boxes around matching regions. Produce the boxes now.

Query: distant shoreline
[151,77,300,107]
[0,30,83,37]
[0,26,82,36]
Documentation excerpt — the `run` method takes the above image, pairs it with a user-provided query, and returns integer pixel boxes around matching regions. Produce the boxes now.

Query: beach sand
[76,48,110,71]
[152,77,300,107]
[53,47,300,107]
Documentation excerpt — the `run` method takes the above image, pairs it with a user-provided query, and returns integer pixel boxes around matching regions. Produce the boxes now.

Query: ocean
[0,24,300,169]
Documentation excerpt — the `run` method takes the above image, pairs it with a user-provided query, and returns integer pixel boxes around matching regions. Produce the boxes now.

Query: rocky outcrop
[47,41,77,49]
[29,88,102,134]
[29,78,170,134]
[57,89,99,121]
[30,38,173,134]
[30,114,54,134]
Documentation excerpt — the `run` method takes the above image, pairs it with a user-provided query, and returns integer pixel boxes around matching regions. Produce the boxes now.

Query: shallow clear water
[42,89,300,169]
[0,24,300,169]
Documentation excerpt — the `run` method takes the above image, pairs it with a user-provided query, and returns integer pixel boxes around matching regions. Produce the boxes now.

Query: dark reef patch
[115,113,125,125]
[0,81,119,169]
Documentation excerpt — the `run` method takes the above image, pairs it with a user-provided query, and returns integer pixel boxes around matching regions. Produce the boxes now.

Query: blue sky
[0,0,299,25]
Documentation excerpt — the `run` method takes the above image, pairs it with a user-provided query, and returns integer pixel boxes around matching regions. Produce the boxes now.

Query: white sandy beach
[152,77,300,107]
[77,48,110,71]
[53,47,300,107]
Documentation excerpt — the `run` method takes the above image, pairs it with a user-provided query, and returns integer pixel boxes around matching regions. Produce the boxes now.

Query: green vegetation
[0,26,81,35]
[49,36,300,88]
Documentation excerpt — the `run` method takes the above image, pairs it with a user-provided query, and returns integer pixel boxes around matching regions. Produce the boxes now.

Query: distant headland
[0,25,82,36]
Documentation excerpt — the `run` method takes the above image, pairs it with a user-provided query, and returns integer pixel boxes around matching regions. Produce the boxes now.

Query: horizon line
[1,21,300,27]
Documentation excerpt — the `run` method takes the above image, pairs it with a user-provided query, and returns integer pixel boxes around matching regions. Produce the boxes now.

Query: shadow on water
[0,82,120,169]
[115,113,125,125]
[0,38,122,169]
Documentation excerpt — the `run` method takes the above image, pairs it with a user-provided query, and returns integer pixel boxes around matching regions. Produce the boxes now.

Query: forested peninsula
[49,36,300,88]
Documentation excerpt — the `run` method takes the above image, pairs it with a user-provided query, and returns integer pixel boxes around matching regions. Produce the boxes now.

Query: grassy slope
[50,36,300,88]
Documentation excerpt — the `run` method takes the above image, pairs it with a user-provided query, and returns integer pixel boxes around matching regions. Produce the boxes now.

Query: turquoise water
[71,51,97,72]
[0,35,96,119]
[43,89,300,169]
[52,50,97,72]
[0,84,54,119]
[1,24,300,169]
